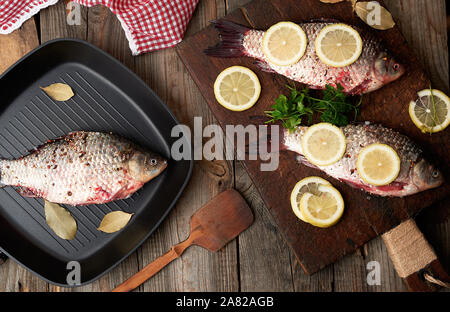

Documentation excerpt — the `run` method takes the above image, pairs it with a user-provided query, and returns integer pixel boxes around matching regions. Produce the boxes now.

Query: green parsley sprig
[265,84,362,132]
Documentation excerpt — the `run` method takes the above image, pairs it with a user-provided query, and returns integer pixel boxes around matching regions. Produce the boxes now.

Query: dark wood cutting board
[176,0,449,274]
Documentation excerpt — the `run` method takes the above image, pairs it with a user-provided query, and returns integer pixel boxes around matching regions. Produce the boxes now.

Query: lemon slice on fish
[214,66,261,111]
[357,143,400,186]
[301,123,347,166]
[262,21,307,66]
[290,176,331,222]
[299,184,344,228]
[315,23,362,68]
[409,89,450,134]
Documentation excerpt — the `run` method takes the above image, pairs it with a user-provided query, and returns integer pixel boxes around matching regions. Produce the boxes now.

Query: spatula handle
[113,237,194,292]
[382,219,449,291]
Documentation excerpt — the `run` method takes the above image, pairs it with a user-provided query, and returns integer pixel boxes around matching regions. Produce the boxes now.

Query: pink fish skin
[0,132,167,205]
[280,123,443,197]
[205,20,405,95]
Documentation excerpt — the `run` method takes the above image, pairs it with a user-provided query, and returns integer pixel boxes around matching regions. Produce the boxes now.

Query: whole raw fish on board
[0,132,167,205]
[205,20,405,95]
[281,123,443,197]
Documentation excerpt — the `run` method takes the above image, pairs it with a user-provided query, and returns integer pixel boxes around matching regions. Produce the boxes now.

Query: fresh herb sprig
[265,84,362,132]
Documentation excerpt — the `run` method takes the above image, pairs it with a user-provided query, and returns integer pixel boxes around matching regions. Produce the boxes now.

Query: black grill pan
[0,39,193,286]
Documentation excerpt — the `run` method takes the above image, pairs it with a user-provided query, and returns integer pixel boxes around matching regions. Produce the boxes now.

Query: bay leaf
[44,200,77,240]
[98,211,133,233]
[354,1,395,30]
[40,83,74,101]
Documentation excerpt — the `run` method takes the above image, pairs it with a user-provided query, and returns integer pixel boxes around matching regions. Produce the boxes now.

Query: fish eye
[150,159,157,165]
[432,170,439,178]
[393,64,400,71]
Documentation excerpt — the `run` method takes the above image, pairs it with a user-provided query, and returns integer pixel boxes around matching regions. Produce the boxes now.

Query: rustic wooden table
[0,0,448,292]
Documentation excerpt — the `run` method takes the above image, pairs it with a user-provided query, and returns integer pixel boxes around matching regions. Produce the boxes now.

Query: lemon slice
[357,143,400,186]
[262,21,307,66]
[214,66,261,111]
[299,185,344,228]
[315,23,362,67]
[409,89,450,133]
[301,123,346,166]
[290,176,331,222]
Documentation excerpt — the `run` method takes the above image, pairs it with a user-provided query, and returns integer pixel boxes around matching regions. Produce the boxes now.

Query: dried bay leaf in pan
[40,83,74,101]
[44,200,77,240]
[355,1,395,30]
[98,211,134,233]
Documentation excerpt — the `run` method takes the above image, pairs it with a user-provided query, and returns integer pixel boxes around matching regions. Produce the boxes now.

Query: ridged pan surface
[0,39,193,286]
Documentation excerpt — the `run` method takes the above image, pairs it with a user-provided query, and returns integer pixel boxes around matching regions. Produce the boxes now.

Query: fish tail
[204,20,250,58]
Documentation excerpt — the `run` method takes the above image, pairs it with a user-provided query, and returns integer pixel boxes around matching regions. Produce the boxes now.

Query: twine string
[382,219,437,278]
[383,220,450,289]
[423,273,450,288]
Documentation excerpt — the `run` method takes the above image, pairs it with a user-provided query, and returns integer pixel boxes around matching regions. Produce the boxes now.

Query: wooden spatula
[112,189,254,292]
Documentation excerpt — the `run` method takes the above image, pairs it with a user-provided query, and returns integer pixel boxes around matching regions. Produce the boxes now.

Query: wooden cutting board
[176,0,449,274]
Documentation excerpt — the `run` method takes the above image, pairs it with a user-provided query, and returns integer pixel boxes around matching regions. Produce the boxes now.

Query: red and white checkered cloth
[0,0,199,55]
[0,0,59,34]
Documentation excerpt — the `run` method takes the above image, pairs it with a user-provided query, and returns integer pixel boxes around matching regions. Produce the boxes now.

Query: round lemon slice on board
[409,89,450,134]
[290,176,331,222]
[357,143,401,186]
[301,123,347,166]
[315,23,363,68]
[214,66,261,111]
[262,21,308,66]
[299,185,344,228]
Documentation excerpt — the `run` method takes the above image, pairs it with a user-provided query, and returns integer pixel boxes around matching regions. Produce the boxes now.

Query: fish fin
[307,84,324,90]
[17,187,39,198]
[295,155,320,169]
[347,78,372,95]
[111,185,131,201]
[204,20,250,58]
[254,60,276,73]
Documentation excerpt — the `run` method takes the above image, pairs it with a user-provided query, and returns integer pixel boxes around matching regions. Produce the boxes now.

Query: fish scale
[205,20,405,95]
[243,23,377,88]
[282,123,443,197]
[0,132,167,205]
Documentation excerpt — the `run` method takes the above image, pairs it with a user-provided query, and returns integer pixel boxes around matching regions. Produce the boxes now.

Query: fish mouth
[426,172,444,189]
[139,156,168,183]
[384,61,406,83]
[410,159,444,191]
[152,158,168,179]
[159,159,168,174]
[372,52,405,84]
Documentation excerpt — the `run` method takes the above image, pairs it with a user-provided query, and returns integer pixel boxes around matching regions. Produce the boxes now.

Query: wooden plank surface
[0,0,448,291]
[133,0,239,292]
[0,18,39,74]
[176,0,449,274]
